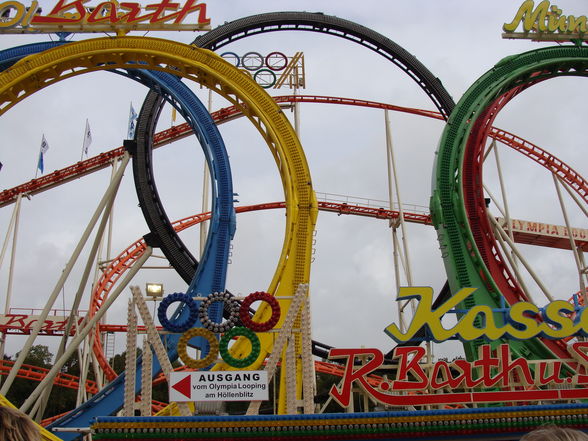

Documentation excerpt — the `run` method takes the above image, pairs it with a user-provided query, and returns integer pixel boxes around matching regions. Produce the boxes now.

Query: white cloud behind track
[0,0,586,359]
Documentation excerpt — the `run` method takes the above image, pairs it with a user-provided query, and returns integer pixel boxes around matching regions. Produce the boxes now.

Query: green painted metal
[430,45,588,362]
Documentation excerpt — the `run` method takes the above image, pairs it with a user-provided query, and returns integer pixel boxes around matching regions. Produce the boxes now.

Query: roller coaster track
[66,198,575,382]
[431,45,588,364]
[0,360,99,395]
[0,10,584,430]
[0,39,238,434]
[1,356,380,428]
[192,12,455,120]
[2,95,585,209]
[0,37,314,438]
[2,88,586,396]
[0,95,588,207]
[2,85,584,411]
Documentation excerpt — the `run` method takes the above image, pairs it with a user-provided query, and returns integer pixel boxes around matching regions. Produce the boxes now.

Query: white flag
[82,119,92,155]
[40,134,49,154]
[127,103,138,139]
[38,134,49,173]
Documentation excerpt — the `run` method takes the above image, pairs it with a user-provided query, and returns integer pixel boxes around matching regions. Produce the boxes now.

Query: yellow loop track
[0,37,317,415]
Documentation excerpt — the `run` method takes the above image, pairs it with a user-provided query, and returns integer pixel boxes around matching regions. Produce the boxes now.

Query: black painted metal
[135,11,457,357]
[194,12,455,119]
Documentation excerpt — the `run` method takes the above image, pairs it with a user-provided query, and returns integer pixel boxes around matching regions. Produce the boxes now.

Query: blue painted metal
[0,42,235,439]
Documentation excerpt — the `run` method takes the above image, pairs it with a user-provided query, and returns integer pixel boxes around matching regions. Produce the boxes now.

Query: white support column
[483,186,531,297]
[384,110,413,286]
[19,246,152,413]
[4,192,22,302]
[75,322,91,406]
[385,110,414,331]
[97,158,122,386]
[489,216,555,302]
[123,298,138,417]
[106,158,118,264]
[493,220,534,303]
[199,90,213,258]
[91,350,103,390]
[98,158,119,336]
[141,338,153,416]
[2,153,130,398]
[392,230,406,332]
[0,193,22,271]
[559,177,588,218]
[130,286,191,416]
[552,173,587,302]
[293,84,301,136]
[493,141,519,270]
[285,336,296,414]
[246,284,308,416]
[300,296,315,413]
[0,193,23,360]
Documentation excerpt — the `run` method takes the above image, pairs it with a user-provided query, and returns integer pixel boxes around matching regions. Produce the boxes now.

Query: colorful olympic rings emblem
[157,292,199,333]
[199,291,239,333]
[178,328,220,369]
[219,326,261,368]
[220,51,288,89]
[239,291,281,332]
[159,291,281,369]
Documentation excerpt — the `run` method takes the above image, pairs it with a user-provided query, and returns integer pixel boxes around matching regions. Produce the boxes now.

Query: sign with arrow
[169,371,268,402]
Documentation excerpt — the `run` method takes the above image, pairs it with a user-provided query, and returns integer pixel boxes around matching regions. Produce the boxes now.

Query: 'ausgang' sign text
[0,0,211,34]
[169,371,269,402]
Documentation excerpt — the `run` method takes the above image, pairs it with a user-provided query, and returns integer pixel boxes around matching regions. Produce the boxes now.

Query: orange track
[1,94,585,411]
[1,95,585,207]
[0,359,98,394]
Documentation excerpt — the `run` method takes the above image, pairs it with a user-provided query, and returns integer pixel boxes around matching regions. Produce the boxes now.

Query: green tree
[5,344,53,409]
[43,352,83,419]
[18,344,52,367]
[3,345,93,419]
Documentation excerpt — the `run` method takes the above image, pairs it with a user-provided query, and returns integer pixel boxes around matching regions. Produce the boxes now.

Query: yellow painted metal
[0,393,63,441]
[0,37,317,414]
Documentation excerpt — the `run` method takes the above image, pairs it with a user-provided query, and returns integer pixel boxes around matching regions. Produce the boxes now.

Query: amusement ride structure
[0,2,586,441]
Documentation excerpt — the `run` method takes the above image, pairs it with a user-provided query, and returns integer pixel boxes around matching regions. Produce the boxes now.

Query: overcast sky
[0,0,586,361]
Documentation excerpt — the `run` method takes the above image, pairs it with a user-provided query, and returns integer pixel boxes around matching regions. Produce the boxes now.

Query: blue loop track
[0,42,236,439]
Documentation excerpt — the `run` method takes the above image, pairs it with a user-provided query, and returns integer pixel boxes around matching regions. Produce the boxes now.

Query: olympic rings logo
[158,291,281,369]
[221,51,289,89]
